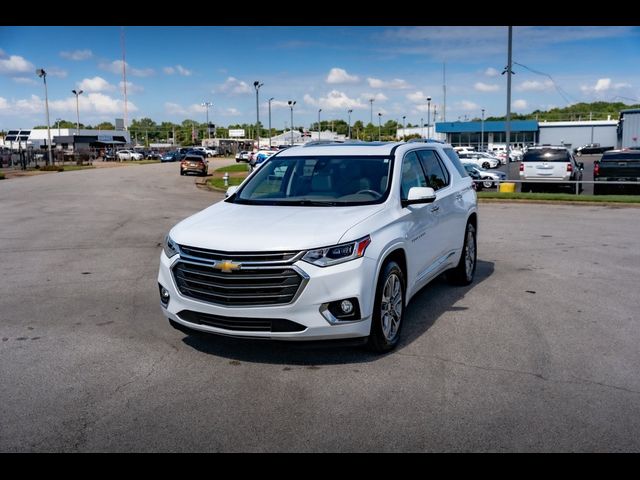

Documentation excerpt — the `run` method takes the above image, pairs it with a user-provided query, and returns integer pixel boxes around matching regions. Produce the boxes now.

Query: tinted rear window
[601,151,640,161]
[522,149,570,162]
[443,148,468,177]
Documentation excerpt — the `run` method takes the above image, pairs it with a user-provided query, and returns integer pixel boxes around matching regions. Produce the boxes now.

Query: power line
[513,61,578,105]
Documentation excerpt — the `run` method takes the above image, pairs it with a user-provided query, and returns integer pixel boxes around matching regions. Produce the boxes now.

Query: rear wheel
[367,261,405,353]
[482,161,490,169]
[447,222,477,286]
[482,179,494,189]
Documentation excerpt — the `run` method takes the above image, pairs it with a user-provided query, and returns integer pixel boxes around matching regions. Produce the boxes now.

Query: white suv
[158,141,478,352]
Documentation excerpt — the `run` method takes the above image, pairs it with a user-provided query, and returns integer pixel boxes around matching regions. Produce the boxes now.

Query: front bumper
[157,251,377,340]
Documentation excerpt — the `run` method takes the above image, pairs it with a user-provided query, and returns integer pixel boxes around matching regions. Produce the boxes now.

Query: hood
[170,200,384,252]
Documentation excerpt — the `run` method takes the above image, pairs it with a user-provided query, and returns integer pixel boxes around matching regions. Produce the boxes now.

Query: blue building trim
[435,120,538,133]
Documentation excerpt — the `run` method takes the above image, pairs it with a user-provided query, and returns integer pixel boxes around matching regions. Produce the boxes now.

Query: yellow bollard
[499,182,516,193]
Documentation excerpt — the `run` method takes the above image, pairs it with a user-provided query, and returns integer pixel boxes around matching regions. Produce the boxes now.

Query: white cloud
[163,65,192,76]
[0,93,137,118]
[360,92,388,103]
[0,97,9,110]
[99,60,154,77]
[326,68,359,84]
[163,102,207,116]
[455,100,480,111]
[367,77,410,89]
[78,76,115,92]
[517,80,554,92]
[60,49,93,61]
[485,67,499,77]
[512,99,528,110]
[406,91,429,103]
[304,90,365,110]
[176,65,192,76]
[266,100,291,109]
[0,54,34,75]
[13,77,37,85]
[47,67,68,78]
[224,108,241,116]
[580,78,633,97]
[119,81,144,94]
[216,76,252,95]
[474,82,499,92]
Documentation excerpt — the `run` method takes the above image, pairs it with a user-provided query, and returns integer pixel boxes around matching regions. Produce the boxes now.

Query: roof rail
[407,138,445,144]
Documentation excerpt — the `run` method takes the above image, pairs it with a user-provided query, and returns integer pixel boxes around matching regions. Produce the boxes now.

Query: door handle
[430,205,440,212]
[455,193,463,200]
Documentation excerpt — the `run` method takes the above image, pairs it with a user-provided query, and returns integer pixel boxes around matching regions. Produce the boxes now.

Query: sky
[1,26,640,131]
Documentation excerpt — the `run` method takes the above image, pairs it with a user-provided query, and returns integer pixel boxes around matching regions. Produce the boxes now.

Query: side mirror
[225,186,239,198]
[402,187,436,207]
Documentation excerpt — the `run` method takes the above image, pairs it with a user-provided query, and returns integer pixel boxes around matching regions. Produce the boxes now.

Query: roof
[620,109,640,115]
[538,120,618,127]
[436,120,539,133]
[276,141,405,157]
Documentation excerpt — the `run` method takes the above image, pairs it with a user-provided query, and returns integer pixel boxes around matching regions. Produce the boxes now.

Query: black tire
[180,170,184,176]
[447,222,477,286]
[367,261,405,353]
[482,161,490,169]
[482,179,494,189]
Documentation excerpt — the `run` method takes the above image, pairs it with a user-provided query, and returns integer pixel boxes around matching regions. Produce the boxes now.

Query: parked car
[159,141,478,352]
[462,163,506,189]
[519,146,583,193]
[235,151,250,163]
[593,149,640,195]
[574,143,615,156]
[116,149,143,161]
[145,150,162,160]
[461,163,484,191]
[250,149,275,169]
[457,151,500,169]
[179,155,208,176]
[161,151,181,162]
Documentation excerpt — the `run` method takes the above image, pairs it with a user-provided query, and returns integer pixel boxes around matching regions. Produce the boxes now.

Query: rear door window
[417,150,450,191]
[522,150,570,162]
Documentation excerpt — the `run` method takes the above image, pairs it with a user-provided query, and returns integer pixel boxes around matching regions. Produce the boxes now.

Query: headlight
[302,235,371,267]
[163,234,179,258]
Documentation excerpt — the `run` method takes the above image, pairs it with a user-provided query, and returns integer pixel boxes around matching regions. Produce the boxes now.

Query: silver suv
[519,146,584,193]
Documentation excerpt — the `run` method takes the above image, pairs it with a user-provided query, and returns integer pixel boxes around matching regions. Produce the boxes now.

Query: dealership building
[429,119,619,150]
[3,128,131,151]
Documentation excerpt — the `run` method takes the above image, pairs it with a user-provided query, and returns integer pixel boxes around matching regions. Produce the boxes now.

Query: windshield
[231,155,393,206]
[523,149,570,162]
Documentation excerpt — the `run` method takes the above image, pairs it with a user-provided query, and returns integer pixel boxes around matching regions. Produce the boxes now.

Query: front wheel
[482,179,494,189]
[447,222,477,286]
[482,161,490,169]
[367,261,405,353]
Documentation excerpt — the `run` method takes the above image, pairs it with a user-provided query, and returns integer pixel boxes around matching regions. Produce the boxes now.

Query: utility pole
[318,108,322,140]
[72,89,83,134]
[504,26,513,163]
[121,26,128,130]
[420,117,424,138]
[402,115,406,141]
[36,68,52,166]
[268,97,274,148]
[347,109,352,139]
[202,101,212,142]
[369,98,374,140]
[288,100,296,146]
[253,81,263,150]
[378,112,382,141]
[427,96,432,139]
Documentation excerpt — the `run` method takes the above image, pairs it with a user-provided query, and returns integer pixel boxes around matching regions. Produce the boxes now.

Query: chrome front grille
[171,246,307,307]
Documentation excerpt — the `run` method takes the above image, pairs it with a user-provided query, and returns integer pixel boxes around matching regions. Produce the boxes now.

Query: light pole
[253,81,263,149]
[71,89,83,135]
[426,96,432,139]
[56,118,62,137]
[347,109,352,139]
[36,68,53,166]
[402,115,406,141]
[378,112,382,141]
[481,108,485,151]
[288,100,296,146]
[202,101,212,141]
[318,108,322,141]
[420,117,424,138]
[268,97,274,148]
[369,98,374,139]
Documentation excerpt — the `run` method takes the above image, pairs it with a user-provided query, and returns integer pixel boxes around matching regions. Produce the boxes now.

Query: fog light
[340,300,354,314]
[159,284,170,306]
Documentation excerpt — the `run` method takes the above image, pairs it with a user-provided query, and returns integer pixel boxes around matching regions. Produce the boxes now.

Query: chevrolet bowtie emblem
[214,260,241,273]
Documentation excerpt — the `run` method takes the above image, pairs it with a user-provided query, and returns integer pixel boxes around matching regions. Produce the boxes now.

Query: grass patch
[206,177,247,190]
[478,191,640,203]
[61,165,95,171]
[129,160,160,165]
[0,172,4,180]
[39,165,64,172]
[216,164,252,173]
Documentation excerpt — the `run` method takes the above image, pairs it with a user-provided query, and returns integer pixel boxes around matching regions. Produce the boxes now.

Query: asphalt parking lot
[1,162,639,452]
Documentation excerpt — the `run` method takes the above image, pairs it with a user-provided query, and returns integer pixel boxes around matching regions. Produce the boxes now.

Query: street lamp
[56,118,62,137]
[268,97,274,148]
[36,68,53,166]
[377,112,382,141]
[288,100,296,146]
[369,98,374,139]
[426,96,432,139]
[317,108,322,141]
[347,109,353,139]
[420,117,424,138]
[481,108,485,151]
[402,115,406,141]
[202,101,212,141]
[71,89,83,135]
[253,81,263,149]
